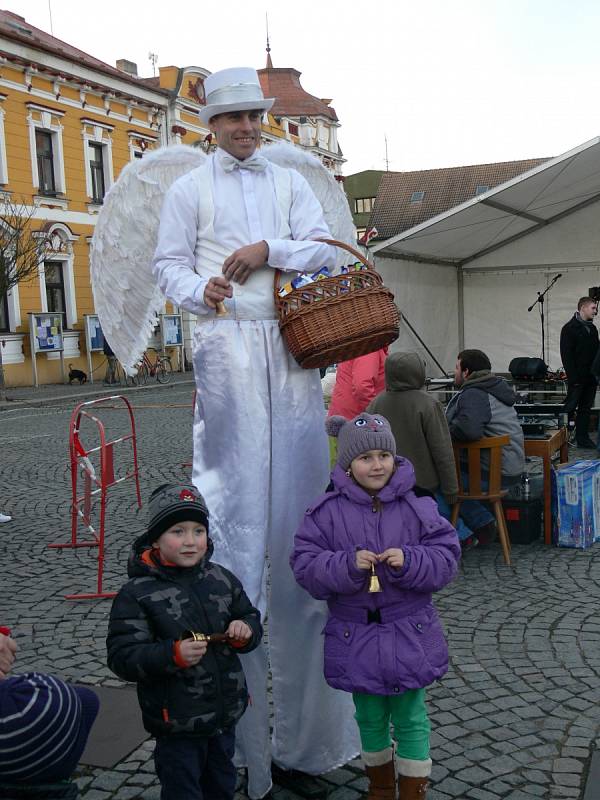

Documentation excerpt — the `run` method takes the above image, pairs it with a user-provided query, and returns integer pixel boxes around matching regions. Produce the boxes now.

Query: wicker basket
[274,239,400,369]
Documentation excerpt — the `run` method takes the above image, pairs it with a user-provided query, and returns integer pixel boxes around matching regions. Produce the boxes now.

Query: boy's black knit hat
[144,483,209,545]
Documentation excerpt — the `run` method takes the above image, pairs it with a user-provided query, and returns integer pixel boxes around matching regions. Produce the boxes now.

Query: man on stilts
[152,67,359,799]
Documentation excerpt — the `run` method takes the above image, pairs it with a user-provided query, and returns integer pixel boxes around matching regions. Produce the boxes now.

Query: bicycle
[135,348,173,384]
[102,359,138,387]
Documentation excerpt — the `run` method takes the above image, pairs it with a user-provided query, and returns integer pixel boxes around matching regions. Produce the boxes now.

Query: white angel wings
[91,142,357,374]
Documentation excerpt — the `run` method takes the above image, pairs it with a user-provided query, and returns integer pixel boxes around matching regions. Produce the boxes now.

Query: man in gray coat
[445,349,525,543]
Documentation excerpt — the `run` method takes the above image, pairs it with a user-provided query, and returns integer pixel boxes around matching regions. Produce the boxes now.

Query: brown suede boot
[396,757,431,800]
[362,748,396,800]
[397,774,429,799]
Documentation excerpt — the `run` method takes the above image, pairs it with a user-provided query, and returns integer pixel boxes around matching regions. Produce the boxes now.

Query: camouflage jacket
[106,539,262,737]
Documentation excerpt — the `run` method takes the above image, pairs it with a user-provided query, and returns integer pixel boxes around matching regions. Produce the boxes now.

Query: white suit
[153,149,359,799]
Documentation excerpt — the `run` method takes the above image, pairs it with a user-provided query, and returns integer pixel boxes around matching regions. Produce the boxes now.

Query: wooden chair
[451,435,512,565]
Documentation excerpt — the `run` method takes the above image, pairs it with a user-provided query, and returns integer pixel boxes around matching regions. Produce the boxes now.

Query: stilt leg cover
[362,749,396,800]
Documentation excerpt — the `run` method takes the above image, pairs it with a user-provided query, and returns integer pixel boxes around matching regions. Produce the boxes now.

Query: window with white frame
[355,197,375,214]
[82,121,114,204]
[88,142,106,202]
[37,226,78,328]
[0,293,8,332]
[0,95,8,184]
[44,261,67,316]
[36,130,56,195]
[27,105,67,197]
[0,284,20,333]
[128,132,157,161]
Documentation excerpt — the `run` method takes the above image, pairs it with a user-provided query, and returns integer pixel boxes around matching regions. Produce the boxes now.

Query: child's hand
[226,620,252,643]
[355,549,378,570]
[379,548,405,569]
[179,638,208,666]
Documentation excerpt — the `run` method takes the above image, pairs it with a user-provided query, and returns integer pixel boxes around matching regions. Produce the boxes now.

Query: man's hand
[204,276,233,309]
[0,632,17,679]
[179,638,208,666]
[222,241,269,285]
[355,549,378,570]
[379,548,405,570]
[226,620,252,643]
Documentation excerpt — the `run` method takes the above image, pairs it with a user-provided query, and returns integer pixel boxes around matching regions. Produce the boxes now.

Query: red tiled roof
[257,67,337,121]
[369,158,549,240]
[0,10,169,95]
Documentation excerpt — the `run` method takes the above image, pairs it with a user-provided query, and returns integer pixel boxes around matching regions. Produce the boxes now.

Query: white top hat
[198,67,274,125]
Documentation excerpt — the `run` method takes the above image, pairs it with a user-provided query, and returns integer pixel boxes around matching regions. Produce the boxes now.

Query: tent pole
[401,314,447,376]
[457,265,465,351]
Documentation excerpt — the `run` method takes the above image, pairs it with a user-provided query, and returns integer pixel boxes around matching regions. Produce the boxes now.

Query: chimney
[116,59,138,77]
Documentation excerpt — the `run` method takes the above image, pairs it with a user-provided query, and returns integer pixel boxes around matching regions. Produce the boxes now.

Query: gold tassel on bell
[368,563,382,593]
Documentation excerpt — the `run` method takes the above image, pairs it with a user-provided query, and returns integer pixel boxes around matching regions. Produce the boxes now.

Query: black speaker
[509,357,548,380]
[588,287,600,301]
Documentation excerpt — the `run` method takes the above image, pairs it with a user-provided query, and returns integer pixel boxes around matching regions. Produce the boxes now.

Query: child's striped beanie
[0,672,99,783]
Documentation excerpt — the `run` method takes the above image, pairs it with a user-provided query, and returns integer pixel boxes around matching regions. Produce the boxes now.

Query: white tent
[371,136,600,375]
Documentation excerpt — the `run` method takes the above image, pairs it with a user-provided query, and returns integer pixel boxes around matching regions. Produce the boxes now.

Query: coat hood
[384,352,426,391]
[462,371,517,407]
[330,455,416,503]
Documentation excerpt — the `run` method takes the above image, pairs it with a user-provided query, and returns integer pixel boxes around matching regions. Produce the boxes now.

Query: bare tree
[0,198,52,399]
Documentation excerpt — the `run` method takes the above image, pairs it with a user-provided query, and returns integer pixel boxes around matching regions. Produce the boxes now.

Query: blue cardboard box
[551,460,600,548]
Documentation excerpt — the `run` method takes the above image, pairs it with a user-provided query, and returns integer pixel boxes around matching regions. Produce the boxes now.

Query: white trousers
[191,319,359,799]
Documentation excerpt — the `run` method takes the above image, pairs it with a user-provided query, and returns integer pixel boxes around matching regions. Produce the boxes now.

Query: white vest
[193,161,293,320]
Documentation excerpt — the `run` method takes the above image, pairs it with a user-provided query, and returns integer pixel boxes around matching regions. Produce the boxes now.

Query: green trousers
[353,689,430,761]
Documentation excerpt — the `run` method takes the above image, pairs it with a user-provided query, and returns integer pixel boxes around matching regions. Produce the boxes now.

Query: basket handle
[273,238,374,300]
[314,238,374,269]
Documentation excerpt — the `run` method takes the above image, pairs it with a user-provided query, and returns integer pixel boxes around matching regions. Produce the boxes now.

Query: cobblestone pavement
[1,387,598,800]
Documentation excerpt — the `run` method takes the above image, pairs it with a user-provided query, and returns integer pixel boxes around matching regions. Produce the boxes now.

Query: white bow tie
[220,152,268,173]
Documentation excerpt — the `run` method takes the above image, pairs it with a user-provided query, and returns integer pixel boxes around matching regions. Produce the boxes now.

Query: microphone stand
[527,273,562,364]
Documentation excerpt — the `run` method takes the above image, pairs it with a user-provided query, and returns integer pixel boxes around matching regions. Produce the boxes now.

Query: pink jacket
[328,348,388,419]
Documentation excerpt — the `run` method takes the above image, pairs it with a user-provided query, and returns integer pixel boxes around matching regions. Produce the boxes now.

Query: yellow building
[0,12,342,386]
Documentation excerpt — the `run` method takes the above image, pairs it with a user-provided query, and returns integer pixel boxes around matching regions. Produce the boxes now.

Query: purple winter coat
[290,458,461,696]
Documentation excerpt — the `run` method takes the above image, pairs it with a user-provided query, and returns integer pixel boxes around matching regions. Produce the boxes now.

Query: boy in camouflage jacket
[107,483,262,800]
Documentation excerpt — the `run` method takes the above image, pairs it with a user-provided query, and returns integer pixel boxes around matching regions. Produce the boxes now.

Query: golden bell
[368,563,382,593]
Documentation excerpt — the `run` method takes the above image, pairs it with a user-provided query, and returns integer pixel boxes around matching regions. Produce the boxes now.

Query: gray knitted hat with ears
[325,413,396,470]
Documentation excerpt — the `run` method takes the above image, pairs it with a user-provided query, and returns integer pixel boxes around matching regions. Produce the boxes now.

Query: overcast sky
[12,0,600,175]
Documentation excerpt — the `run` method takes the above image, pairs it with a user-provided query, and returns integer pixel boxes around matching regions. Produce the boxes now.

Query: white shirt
[152,148,336,316]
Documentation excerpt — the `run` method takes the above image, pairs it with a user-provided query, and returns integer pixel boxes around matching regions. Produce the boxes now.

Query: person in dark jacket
[368,352,472,543]
[367,355,457,494]
[103,336,118,385]
[560,296,599,448]
[445,350,525,544]
[107,483,262,800]
[291,414,460,800]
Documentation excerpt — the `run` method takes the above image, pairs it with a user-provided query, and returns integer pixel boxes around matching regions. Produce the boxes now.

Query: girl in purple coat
[291,414,460,800]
